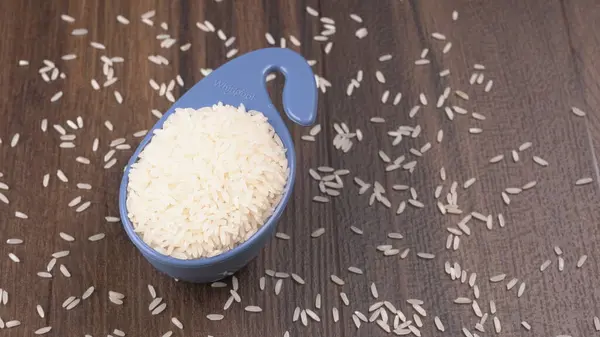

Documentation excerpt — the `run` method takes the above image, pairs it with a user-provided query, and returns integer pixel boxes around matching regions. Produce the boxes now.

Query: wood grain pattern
[0,1,599,336]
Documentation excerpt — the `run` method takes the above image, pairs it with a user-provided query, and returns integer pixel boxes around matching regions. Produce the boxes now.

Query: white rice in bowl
[126,103,289,259]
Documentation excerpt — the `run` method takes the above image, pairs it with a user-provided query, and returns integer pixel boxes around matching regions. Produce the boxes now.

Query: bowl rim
[118,118,296,269]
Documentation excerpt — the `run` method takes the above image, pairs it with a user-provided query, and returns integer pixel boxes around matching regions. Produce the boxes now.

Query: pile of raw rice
[126,103,289,259]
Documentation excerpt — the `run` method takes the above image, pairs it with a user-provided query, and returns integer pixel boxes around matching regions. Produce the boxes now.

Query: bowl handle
[209,47,318,126]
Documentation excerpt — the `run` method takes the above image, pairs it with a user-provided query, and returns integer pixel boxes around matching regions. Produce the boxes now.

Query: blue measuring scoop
[118,48,318,283]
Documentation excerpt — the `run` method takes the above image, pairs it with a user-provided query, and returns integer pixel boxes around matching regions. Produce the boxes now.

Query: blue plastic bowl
[118,48,317,283]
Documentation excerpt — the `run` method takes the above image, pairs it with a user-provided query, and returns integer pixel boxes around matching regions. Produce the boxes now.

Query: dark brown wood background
[0,0,599,336]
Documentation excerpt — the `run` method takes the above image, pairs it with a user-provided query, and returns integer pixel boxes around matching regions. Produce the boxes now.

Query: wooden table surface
[1,1,599,336]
